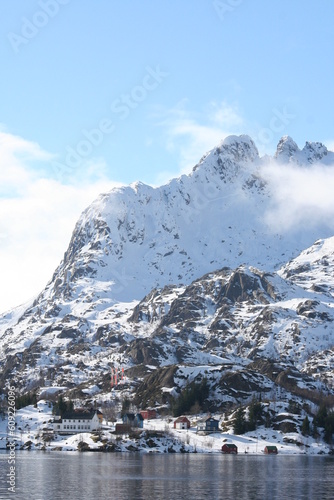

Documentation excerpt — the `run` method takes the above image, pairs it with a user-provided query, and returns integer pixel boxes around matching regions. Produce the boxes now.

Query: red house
[222,443,238,454]
[115,423,131,434]
[140,409,157,420]
[174,416,191,429]
[264,445,278,454]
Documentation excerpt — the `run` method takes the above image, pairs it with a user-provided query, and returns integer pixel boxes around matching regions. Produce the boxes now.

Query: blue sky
[1,0,334,312]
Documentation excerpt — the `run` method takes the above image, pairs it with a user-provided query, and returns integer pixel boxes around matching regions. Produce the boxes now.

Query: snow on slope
[279,236,334,297]
[1,135,334,401]
[32,134,334,310]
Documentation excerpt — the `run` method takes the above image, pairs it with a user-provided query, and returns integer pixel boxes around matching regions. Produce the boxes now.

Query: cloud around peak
[261,158,334,233]
[0,129,122,313]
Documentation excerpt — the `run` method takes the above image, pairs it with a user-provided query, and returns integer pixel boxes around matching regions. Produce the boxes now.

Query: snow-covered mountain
[9,134,334,311]
[1,135,334,412]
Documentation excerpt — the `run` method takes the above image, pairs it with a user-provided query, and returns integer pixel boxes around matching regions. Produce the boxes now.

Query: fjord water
[1,451,334,500]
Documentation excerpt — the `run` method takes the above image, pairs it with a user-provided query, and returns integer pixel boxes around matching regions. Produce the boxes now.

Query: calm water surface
[1,450,334,500]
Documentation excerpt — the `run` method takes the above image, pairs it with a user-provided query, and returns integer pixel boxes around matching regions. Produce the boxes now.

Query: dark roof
[123,413,143,420]
[88,407,103,415]
[224,443,237,448]
[61,411,96,420]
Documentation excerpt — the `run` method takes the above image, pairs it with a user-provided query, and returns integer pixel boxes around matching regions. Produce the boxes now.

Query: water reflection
[0,451,333,500]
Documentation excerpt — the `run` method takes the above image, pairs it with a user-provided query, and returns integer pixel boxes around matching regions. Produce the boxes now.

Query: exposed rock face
[133,365,177,408]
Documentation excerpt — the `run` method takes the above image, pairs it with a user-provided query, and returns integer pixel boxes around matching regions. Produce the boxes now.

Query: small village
[1,396,332,456]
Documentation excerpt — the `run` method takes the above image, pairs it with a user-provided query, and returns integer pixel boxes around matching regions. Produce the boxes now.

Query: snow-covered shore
[0,401,332,455]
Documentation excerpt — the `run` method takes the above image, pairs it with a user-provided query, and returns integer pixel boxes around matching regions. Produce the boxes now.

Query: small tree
[265,409,272,428]
[121,397,131,414]
[301,415,310,436]
[314,404,328,428]
[248,399,263,431]
[52,395,73,416]
[233,407,246,435]
[311,419,318,439]
[324,412,334,444]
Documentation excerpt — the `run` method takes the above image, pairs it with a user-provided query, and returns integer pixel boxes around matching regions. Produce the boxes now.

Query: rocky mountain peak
[302,141,328,163]
[215,134,259,163]
[275,135,299,160]
[275,136,332,165]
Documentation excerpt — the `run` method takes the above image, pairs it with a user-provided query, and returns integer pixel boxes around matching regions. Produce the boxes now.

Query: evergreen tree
[311,420,318,439]
[324,412,334,444]
[16,392,38,410]
[172,378,210,417]
[265,409,272,428]
[301,415,310,436]
[233,407,246,435]
[52,395,72,416]
[314,404,328,428]
[248,399,263,431]
[312,405,334,443]
[121,397,131,413]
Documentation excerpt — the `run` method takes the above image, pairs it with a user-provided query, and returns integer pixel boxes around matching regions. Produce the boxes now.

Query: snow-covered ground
[0,401,331,455]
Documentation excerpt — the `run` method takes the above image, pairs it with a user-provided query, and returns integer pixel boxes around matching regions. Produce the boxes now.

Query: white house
[173,416,191,429]
[52,410,101,434]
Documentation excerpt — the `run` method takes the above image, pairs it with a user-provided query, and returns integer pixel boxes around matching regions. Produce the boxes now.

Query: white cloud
[0,129,54,196]
[0,131,122,314]
[323,139,334,152]
[262,160,334,232]
[155,100,245,181]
